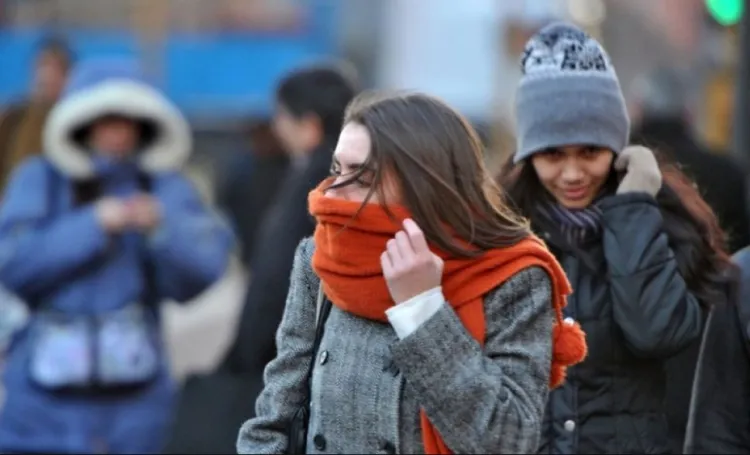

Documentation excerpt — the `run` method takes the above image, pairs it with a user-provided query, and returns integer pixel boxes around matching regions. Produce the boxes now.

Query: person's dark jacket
[220,141,334,377]
[216,150,289,266]
[632,118,750,253]
[684,248,750,454]
[536,193,704,454]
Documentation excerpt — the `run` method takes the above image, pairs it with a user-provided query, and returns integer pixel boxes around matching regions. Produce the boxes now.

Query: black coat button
[319,350,329,365]
[313,434,326,451]
[381,441,396,454]
[382,358,400,376]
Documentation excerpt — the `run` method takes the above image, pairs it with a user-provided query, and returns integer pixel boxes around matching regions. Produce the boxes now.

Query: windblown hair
[331,91,531,258]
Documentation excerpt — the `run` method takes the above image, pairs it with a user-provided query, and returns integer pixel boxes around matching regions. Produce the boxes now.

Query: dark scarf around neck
[536,199,604,246]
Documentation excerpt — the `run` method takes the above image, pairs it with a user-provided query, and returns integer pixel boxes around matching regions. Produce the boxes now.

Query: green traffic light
[707,0,745,26]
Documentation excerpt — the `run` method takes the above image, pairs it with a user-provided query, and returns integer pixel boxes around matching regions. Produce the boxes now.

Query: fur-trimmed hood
[43,59,191,178]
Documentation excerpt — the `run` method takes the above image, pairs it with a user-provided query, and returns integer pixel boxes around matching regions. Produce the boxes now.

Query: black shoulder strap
[304,282,333,391]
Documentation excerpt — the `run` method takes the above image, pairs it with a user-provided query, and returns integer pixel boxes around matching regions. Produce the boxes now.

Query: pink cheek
[538,175,560,190]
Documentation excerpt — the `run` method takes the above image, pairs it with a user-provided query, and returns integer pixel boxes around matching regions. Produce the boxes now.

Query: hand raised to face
[380,219,444,305]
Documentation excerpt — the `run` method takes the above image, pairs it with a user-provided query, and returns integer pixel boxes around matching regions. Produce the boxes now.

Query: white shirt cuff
[385,286,445,339]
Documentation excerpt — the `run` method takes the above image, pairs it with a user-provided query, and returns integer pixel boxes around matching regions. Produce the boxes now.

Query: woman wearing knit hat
[499,22,735,454]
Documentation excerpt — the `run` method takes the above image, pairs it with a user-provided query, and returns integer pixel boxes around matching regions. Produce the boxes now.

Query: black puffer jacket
[536,193,704,454]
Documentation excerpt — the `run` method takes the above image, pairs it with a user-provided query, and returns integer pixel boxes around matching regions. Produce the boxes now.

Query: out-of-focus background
[0,0,746,390]
[0,0,748,451]
[0,0,745,167]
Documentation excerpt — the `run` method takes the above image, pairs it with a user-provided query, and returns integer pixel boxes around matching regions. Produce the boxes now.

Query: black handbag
[286,283,332,455]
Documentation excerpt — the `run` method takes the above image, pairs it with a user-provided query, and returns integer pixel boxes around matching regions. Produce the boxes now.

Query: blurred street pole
[733,9,750,163]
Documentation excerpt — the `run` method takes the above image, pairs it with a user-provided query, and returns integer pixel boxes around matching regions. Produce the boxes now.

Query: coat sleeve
[148,173,234,303]
[600,193,703,358]
[684,301,750,453]
[390,266,554,454]
[236,238,318,454]
[0,159,110,302]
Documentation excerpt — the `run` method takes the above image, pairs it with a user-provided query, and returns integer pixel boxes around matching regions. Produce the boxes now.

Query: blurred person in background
[165,64,357,454]
[215,121,290,267]
[499,23,734,454]
[220,64,357,379]
[630,67,750,253]
[0,58,233,454]
[238,91,586,454]
[0,36,73,194]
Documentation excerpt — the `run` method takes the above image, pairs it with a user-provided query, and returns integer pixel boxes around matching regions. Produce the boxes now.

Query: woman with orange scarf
[237,92,587,454]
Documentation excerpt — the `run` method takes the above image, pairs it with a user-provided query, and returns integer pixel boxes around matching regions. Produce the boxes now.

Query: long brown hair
[498,152,736,307]
[332,91,530,257]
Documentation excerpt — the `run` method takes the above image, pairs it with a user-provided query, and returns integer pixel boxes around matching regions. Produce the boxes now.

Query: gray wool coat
[237,238,554,454]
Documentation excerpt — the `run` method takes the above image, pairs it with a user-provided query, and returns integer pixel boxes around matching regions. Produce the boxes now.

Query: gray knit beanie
[513,22,630,163]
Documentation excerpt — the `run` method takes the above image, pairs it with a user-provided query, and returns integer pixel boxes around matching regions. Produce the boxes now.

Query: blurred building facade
[0,0,742,154]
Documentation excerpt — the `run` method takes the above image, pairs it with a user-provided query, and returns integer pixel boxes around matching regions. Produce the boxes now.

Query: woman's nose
[561,161,584,182]
[325,179,349,200]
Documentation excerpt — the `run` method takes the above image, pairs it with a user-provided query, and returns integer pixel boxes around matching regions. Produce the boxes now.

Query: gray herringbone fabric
[237,238,554,454]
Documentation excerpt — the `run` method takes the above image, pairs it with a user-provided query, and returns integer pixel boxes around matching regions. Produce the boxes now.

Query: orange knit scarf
[308,179,587,454]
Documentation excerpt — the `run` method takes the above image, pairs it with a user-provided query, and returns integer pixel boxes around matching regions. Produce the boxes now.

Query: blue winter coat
[0,59,234,454]
[0,157,233,453]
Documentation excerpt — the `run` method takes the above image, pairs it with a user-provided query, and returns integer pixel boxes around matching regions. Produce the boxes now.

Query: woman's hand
[380,219,444,304]
[614,145,662,196]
